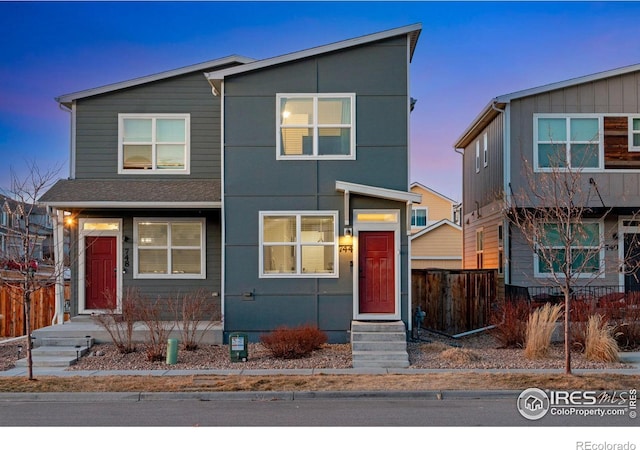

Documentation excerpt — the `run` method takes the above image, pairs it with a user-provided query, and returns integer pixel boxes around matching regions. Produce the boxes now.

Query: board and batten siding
[74,71,223,180]
[462,114,503,214]
[508,70,640,208]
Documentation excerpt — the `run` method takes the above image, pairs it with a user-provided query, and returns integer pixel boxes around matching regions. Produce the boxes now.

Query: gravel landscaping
[1,329,634,372]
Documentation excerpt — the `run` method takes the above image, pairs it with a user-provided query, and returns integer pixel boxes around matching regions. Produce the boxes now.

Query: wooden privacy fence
[0,282,70,338]
[412,269,497,335]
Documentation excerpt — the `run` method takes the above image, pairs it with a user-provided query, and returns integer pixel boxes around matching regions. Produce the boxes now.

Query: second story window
[630,117,640,151]
[277,94,355,160]
[535,115,601,171]
[411,207,428,227]
[118,114,190,174]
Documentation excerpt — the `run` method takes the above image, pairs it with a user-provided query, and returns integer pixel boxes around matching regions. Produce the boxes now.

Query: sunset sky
[2,1,640,201]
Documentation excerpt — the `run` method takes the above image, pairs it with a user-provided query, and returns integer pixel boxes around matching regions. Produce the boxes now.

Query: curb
[0,389,523,403]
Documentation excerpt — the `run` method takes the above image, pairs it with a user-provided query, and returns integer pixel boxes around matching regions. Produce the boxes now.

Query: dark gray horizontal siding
[74,71,221,180]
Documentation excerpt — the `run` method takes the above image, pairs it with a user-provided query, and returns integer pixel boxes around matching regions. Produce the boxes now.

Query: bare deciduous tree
[0,160,63,380]
[505,149,614,375]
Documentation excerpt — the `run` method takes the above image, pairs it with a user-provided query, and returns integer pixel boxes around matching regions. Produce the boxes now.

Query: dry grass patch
[419,342,452,353]
[439,348,481,364]
[1,373,639,393]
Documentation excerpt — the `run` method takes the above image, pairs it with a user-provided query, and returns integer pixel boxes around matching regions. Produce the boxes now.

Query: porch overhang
[335,180,422,229]
[38,179,222,210]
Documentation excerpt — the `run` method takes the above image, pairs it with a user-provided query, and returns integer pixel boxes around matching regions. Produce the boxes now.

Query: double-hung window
[277,94,355,159]
[535,221,602,277]
[260,212,338,277]
[119,114,190,174]
[534,115,601,170]
[134,218,205,279]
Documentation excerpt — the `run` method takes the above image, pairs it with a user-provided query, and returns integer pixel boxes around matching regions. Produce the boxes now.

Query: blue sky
[2,1,640,201]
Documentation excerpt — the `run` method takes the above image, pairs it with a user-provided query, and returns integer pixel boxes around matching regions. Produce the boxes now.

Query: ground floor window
[134,218,205,278]
[535,221,602,277]
[260,211,338,277]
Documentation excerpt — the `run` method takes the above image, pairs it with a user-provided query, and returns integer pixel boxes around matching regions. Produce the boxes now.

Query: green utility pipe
[166,338,178,365]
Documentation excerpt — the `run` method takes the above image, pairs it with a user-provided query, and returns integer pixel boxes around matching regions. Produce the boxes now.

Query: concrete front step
[31,345,91,358]
[352,341,407,352]
[37,337,95,348]
[350,320,409,369]
[351,331,406,342]
[15,352,84,368]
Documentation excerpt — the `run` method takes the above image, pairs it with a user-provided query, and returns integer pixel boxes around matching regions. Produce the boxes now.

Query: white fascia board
[206,24,422,82]
[336,180,422,203]
[495,62,640,104]
[410,182,457,204]
[410,219,462,240]
[56,55,254,105]
[455,62,640,149]
[38,201,222,209]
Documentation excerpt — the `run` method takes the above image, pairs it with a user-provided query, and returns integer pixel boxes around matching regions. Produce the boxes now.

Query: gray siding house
[454,63,640,295]
[40,24,423,347]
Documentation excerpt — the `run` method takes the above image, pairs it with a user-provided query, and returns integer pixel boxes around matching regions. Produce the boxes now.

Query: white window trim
[276,93,356,160]
[533,113,603,172]
[133,218,206,279]
[411,207,428,228]
[483,132,488,167]
[533,219,604,279]
[476,227,484,269]
[118,113,191,174]
[259,211,339,278]
[629,116,640,152]
[475,140,480,173]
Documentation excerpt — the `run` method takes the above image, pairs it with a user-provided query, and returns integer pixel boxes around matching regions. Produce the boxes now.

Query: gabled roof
[454,62,640,149]
[410,219,462,240]
[410,182,459,205]
[55,55,255,107]
[205,23,422,87]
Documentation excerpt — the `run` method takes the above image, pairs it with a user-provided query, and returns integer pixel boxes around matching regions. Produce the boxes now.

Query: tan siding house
[410,183,462,269]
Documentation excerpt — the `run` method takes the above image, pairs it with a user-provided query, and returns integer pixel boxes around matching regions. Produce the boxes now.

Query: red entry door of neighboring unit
[85,236,117,310]
[358,231,395,314]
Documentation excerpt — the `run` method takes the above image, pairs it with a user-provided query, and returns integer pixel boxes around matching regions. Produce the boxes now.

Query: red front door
[358,231,395,314]
[85,236,117,310]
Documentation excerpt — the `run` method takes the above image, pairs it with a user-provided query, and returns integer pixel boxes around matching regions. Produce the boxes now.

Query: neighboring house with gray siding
[454,63,640,294]
[40,24,423,344]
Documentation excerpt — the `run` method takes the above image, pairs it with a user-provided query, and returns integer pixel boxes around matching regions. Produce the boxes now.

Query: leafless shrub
[138,296,175,362]
[91,288,141,354]
[169,289,222,351]
[439,348,481,364]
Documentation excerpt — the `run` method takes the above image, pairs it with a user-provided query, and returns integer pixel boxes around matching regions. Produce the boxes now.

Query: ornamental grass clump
[584,314,619,363]
[524,303,562,359]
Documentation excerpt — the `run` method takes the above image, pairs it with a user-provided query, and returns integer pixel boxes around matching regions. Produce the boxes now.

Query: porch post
[51,208,66,324]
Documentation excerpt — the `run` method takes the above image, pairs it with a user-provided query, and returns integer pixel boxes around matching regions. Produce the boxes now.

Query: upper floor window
[276,94,355,160]
[0,211,7,227]
[260,211,338,278]
[475,140,480,173]
[483,133,488,168]
[630,117,640,151]
[118,114,190,174]
[534,115,601,171]
[411,207,428,227]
